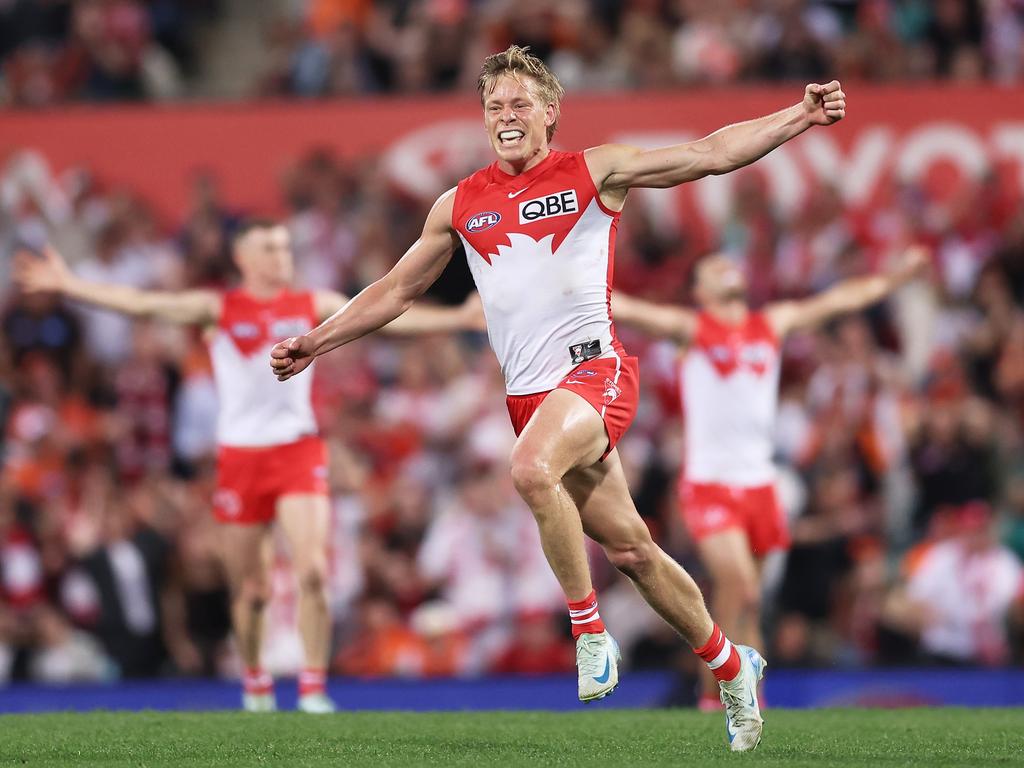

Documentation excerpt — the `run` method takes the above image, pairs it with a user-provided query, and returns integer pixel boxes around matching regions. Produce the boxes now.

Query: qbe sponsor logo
[466,211,501,233]
[519,189,579,224]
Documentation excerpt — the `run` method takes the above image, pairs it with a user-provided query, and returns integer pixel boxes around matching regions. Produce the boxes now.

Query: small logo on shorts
[213,489,242,518]
[704,506,729,527]
[565,369,597,385]
[603,378,621,405]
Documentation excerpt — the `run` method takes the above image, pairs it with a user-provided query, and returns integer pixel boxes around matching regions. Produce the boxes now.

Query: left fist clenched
[803,81,846,126]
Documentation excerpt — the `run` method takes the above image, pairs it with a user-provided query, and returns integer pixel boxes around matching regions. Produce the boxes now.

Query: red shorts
[506,356,639,460]
[680,481,790,556]
[213,436,328,525]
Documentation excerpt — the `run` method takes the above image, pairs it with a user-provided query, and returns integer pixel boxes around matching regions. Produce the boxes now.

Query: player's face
[236,226,294,287]
[482,74,554,167]
[695,255,748,305]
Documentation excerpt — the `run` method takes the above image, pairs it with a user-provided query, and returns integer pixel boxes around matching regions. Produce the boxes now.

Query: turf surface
[0,709,1020,768]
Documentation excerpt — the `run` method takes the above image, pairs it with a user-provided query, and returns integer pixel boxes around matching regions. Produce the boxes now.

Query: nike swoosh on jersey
[508,187,531,198]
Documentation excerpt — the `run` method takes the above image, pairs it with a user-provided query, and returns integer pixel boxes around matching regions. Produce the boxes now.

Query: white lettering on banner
[381,120,1024,229]
[994,126,1024,189]
[801,128,893,206]
[896,123,990,181]
[383,120,492,198]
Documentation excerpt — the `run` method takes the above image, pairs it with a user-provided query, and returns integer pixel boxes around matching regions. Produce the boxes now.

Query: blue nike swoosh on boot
[593,656,611,684]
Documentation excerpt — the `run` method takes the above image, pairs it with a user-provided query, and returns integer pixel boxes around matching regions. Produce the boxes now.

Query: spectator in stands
[882,502,1024,665]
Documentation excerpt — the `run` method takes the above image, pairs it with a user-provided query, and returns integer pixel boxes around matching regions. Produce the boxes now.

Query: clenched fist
[803,81,846,126]
[270,335,316,381]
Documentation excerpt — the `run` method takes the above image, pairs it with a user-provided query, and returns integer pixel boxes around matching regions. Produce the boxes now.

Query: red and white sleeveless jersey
[452,150,624,395]
[682,311,781,486]
[209,289,318,447]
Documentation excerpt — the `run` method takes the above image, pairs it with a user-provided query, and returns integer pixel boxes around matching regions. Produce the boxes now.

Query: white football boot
[297,692,337,714]
[719,644,766,752]
[576,631,621,702]
[242,692,277,713]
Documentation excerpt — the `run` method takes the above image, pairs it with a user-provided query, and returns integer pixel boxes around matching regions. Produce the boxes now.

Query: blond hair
[477,45,565,142]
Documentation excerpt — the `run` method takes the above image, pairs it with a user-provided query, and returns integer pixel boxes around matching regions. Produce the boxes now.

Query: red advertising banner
[1,86,1021,227]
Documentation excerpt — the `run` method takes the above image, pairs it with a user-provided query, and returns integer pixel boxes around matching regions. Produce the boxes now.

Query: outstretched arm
[612,292,697,346]
[765,247,929,339]
[314,289,486,336]
[587,82,846,193]
[271,189,460,380]
[13,245,220,324]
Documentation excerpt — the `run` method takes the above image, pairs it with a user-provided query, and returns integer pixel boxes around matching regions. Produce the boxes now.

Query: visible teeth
[499,130,524,141]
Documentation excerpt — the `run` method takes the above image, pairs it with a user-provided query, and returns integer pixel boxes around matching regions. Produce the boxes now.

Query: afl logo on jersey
[466,211,501,233]
[519,189,579,224]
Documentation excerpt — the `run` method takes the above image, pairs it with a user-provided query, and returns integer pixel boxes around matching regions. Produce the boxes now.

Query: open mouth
[498,129,525,147]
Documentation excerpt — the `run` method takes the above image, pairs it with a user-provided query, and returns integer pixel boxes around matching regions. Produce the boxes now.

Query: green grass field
[0,709,1020,768]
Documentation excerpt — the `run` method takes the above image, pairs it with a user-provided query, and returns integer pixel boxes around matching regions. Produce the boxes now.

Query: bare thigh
[220,523,271,593]
[511,388,610,479]
[275,493,331,574]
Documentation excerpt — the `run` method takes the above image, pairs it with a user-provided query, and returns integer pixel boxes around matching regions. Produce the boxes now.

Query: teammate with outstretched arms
[612,246,928,709]
[270,45,847,750]
[14,221,479,714]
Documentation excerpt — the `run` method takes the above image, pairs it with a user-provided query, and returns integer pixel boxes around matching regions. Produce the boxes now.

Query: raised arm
[765,247,929,339]
[587,82,845,195]
[14,245,220,325]
[271,189,460,380]
[612,292,697,346]
[314,289,486,335]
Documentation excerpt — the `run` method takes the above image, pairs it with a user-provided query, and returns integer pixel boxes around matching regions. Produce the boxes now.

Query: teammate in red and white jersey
[270,45,847,750]
[14,220,479,714]
[613,246,928,708]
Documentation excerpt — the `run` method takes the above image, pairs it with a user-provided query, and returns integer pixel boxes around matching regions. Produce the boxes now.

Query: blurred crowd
[260,0,1024,97]
[4,0,1024,107]
[2,131,1023,692]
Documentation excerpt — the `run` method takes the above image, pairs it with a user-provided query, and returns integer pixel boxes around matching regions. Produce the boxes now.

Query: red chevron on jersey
[456,151,608,265]
[210,289,319,447]
[693,311,777,378]
[218,290,317,358]
[681,311,782,487]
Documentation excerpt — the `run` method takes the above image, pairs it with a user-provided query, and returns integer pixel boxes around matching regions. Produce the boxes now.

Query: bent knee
[236,579,270,611]
[509,453,558,502]
[296,563,327,595]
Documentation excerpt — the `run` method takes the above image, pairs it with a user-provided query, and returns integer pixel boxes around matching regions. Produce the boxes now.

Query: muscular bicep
[589,140,721,193]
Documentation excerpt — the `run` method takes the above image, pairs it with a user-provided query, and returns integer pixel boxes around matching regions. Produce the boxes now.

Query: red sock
[242,667,273,696]
[298,667,326,697]
[567,590,606,639]
[693,624,741,682]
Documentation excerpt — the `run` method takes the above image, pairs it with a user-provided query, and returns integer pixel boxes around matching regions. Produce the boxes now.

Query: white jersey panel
[682,343,780,487]
[210,333,317,448]
[461,198,617,395]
